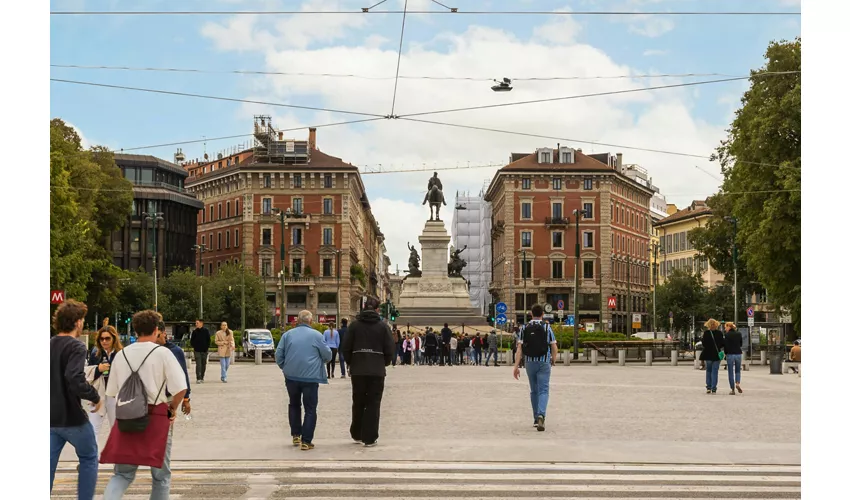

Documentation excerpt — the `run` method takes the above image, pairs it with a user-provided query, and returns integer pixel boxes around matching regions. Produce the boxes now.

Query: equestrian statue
[447,244,467,277]
[422,172,447,221]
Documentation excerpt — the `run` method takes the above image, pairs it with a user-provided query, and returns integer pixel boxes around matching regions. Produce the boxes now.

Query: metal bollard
[671,350,678,366]
[254,348,262,365]
[694,350,702,370]
[564,352,571,366]
[591,350,598,366]
[645,350,653,366]
[742,353,749,371]
[618,349,626,366]
[760,350,767,366]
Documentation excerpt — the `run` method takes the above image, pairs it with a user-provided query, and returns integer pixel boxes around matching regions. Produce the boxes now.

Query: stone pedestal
[399,220,473,309]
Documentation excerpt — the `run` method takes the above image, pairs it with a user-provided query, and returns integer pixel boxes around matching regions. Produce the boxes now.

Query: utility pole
[335,249,342,324]
[572,208,586,360]
[598,254,603,331]
[520,249,527,325]
[272,206,306,327]
[143,210,164,312]
[726,216,739,327]
[240,193,248,331]
[650,242,658,333]
[193,244,207,319]
[626,255,632,337]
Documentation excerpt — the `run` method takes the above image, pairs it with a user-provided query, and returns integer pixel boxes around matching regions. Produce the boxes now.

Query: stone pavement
[59,361,800,466]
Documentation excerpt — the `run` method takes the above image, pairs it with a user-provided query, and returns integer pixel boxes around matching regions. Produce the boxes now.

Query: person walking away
[215,322,235,383]
[440,323,453,366]
[724,322,743,395]
[512,304,558,431]
[485,330,500,367]
[700,319,725,394]
[472,333,483,366]
[156,320,192,418]
[189,319,211,383]
[101,310,187,500]
[392,327,402,367]
[50,300,103,500]
[413,333,422,366]
[323,323,341,378]
[275,310,332,451]
[424,328,438,366]
[341,297,396,447]
[403,335,413,365]
[87,326,123,442]
[450,334,459,366]
[789,340,801,374]
[338,319,349,379]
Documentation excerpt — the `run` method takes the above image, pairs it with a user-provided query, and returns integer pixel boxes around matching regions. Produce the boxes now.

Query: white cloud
[199,3,729,267]
[642,49,668,57]
[65,121,91,149]
[627,15,675,38]
[531,7,582,45]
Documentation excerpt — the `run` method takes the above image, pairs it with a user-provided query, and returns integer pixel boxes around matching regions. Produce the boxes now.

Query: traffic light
[379,302,389,318]
[487,303,495,325]
[390,305,399,321]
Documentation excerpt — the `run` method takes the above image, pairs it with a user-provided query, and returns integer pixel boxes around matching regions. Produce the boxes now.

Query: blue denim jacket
[276,324,333,384]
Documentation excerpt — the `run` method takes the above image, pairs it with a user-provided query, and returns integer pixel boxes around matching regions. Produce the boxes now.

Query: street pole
[627,255,632,337]
[572,209,582,360]
[732,218,738,327]
[272,208,290,328]
[653,243,658,333]
[521,249,527,325]
[336,249,342,324]
[598,254,603,331]
[193,244,206,319]
[144,211,164,312]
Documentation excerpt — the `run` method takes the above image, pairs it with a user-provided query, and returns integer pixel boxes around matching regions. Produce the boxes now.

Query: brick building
[484,146,654,334]
[184,117,386,326]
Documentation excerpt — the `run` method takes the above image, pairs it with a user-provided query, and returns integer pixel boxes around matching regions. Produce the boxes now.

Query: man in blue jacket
[275,310,332,451]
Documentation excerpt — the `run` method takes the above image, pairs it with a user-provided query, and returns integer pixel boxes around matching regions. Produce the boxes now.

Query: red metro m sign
[51,290,66,305]
[607,296,617,309]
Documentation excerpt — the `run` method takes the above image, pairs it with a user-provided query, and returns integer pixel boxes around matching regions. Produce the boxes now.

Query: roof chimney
[616,152,623,171]
[308,127,317,151]
[278,132,283,140]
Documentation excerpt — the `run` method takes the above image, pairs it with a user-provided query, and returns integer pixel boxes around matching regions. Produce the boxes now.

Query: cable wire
[50,10,802,16]
[390,0,409,116]
[50,79,386,118]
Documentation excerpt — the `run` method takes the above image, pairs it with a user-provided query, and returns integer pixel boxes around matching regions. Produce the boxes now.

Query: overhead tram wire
[50,10,802,16]
[49,79,386,119]
[389,0,409,116]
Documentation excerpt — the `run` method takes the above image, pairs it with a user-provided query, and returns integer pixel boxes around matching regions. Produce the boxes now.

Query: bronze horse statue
[422,184,447,221]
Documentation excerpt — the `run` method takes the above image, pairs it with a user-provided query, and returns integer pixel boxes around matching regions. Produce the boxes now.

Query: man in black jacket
[189,319,211,383]
[440,323,453,366]
[340,297,395,447]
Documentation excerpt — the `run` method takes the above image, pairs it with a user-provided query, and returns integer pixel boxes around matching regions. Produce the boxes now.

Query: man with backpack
[512,304,558,432]
[101,310,188,499]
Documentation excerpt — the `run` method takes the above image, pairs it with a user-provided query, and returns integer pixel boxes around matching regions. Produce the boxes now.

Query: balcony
[538,278,575,288]
[545,216,570,227]
[283,276,314,286]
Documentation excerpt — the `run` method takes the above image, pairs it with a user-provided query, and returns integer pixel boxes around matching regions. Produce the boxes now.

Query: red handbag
[100,403,171,468]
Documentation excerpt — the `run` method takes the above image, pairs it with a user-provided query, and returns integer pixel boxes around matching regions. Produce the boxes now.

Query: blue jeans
[474,348,482,365]
[220,355,231,380]
[414,350,421,365]
[103,426,173,500]
[285,379,319,444]
[727,354,742,389]
[705,360,721,391]
[50,423,99,500]
[525,358,552,419]
[485,349,498,365]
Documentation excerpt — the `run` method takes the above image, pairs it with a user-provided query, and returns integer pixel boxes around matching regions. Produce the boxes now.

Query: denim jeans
[103,426,173,500]
[220,355,231,381]
[705,360,720,391]
[474,348,483,365]
[414,350,421,365]
[285,379,319,444]
[50,423,99,500]
[726,354,742,389]
[525,358,552,419]
[485,349,498,366]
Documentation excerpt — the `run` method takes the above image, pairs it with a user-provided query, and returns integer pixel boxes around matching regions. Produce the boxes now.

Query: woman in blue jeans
[724,321,744,395]
[699,319,725,394]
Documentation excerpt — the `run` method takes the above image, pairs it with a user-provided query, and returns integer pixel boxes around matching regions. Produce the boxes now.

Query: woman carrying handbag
[700,319,725,394]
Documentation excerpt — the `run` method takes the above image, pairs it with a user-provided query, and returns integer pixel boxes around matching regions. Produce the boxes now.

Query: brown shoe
[300,442,314,451]
[736,384,743,394]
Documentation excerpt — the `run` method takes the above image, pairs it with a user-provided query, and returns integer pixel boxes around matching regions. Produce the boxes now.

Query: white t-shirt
[105,341,188,406]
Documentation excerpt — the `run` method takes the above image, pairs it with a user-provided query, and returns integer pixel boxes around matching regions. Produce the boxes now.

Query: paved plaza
[54,362,801,498]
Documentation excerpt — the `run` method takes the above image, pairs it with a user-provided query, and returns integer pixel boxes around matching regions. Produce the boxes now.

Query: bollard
[591,350,598,366]
[254,348,262,365]
[618,349,626,366]
[694,350,702,370]
[671,350,678,366]
[760,350,767,366]
[742,352,749,371]
[564,352,571,366]
[645,350,653,366]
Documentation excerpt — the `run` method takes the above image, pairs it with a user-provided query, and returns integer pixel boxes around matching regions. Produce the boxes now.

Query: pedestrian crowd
[384,324,503,367]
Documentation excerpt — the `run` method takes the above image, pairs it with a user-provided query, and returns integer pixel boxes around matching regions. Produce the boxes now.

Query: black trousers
[350,375,385,444]
[327,348,338,377]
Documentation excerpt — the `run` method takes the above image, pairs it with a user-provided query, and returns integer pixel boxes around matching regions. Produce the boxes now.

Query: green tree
[708,37,801,332]
[118,271,156,314]
[159,268,203,322]
[651,269,707,334]
[204,264,266,329]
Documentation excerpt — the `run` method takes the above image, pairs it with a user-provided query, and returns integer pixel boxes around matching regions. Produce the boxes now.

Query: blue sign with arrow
[495,302,507,314]
[565,315,575,327]
[495,313,507,325]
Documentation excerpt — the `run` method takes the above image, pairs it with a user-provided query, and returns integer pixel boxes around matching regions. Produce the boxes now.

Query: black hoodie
[340,310,395,377]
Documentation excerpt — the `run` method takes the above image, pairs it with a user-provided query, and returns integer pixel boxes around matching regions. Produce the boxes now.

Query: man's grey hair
[298,310,313,325]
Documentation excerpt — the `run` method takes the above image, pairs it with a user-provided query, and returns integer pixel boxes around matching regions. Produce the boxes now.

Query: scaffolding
[451,187,493,314]
[253,115,310,164]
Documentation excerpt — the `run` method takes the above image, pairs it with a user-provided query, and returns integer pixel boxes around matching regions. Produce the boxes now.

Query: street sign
[556,300,565,310]
[632,313,641,329]
[275,307,281,316]
[747,317,755,327]
[607,296,616,309]
[557,310,564,319]
[586,323,595,332]
[544,303,553,313]
[607,320,612,329]
[746,307,755,318]
[50,290,66,305]
[543,313,554,320]
[495,302,507,314]
[565,314,575,326]
[495,313,507,325]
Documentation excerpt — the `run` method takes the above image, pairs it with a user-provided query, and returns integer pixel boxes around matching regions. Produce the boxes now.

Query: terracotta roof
[654,205,712,227]
[502,150,613,172]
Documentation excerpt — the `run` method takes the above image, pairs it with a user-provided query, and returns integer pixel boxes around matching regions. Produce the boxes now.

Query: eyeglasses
[100,336,113,342]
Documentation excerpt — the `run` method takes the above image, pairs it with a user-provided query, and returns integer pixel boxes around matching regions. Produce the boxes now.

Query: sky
[50,0,801,270]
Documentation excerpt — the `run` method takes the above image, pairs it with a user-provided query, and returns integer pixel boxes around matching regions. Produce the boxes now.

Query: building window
[293,174,302,188]
[521,202,532,219]
[208,263,213,276]
[201,208,205,223]
[521,231,532,248]
[262,259,271,277]
[218,204,222,220]
[552,178,562,190]
[552,261,563,279]
[226,231,231,249]
[217,232,222,250]
[130,229,141,252]
[292,227,303,245]
[583,202,593,219]
[235,199,240,215]
[324,174,333,188]
[323,228,333,245]
[293,198,303,214]
[552,202,562,219]
[521,259,532,278]
[560,151,571,164]
[322,258,333,277]
[323,198,333,215]
[263,174,271,188]
[292,258,303,276]
[583,179,593,190]
[262,198,272,215]
[201,234,206,247]
[540,151,552,163]
[583,260,595,279]
[262,228,272,246]
[583,231,594,249]
[522,178,531,190]
[673,232,680,252]
[552,231,563,248]
[226,201,231,218]
[208,206,213,221]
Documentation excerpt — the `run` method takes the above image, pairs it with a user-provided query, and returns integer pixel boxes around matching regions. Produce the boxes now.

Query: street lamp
[143,211,164,312]
[724,216,739,327]
[271,207,292,327]
[333,248,343,325]
[192,243,207,319]
[648,242,659,333]
[517,249,528,325]
[572,208,589,360]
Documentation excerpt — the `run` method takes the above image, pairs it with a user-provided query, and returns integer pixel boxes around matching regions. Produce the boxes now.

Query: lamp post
[143,211,164,312]
[271,207,291,327]
[626,255,632,337]
[334,248,342,324]
[572,208,589,360]
[648,242,659,333]
[725,216,739,326]
[192,243,206,319]
[519,249,528,325]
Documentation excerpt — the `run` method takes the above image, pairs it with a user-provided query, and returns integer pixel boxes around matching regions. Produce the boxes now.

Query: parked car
[242,329,275,358]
